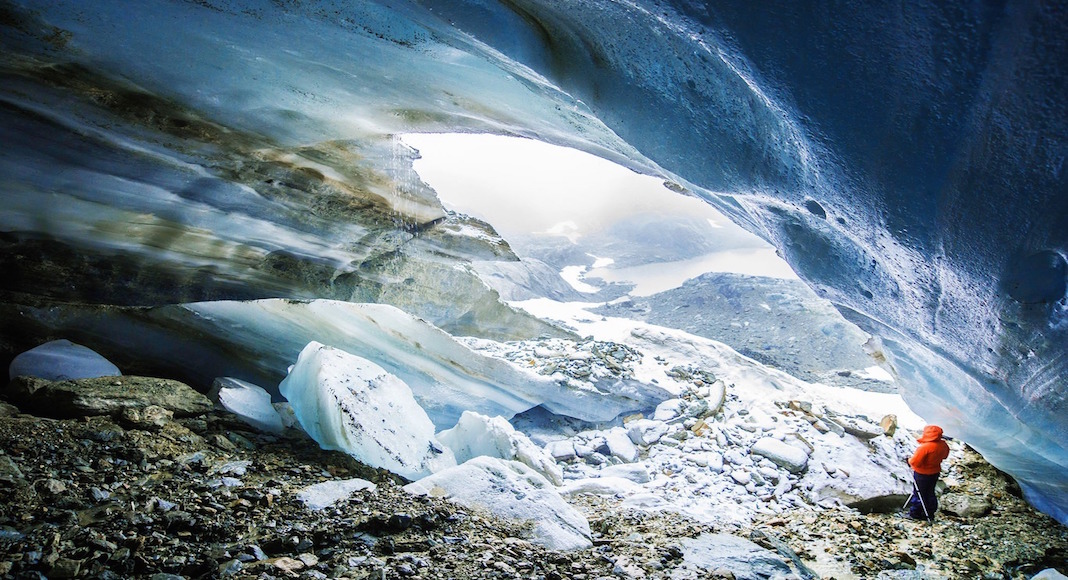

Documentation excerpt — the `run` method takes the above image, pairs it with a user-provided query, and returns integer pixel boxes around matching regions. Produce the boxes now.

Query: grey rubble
[0,397,1062,578]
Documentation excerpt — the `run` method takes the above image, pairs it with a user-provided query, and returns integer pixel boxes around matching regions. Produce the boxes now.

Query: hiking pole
[911,476,931,520]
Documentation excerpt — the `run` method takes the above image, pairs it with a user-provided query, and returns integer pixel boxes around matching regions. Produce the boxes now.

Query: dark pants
[908,471,939,520]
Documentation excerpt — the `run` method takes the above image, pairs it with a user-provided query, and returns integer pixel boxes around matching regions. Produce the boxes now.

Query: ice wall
[0,0,1064,521]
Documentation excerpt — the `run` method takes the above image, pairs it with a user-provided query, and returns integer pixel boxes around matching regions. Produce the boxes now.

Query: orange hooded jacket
[909,425,950,475]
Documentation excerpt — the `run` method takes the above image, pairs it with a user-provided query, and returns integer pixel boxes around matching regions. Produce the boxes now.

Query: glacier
[0,0,1064,522]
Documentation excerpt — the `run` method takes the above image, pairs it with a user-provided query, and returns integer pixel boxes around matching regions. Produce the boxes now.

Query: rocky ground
[0,387,1064,580]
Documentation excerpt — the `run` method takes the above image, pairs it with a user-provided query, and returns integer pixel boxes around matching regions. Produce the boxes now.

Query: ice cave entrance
[401,133,798,297]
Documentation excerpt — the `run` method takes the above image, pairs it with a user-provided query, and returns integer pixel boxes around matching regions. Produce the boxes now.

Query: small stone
[879,414,898,437]
[0,456,24,482]
[88,487,111,502]
[120,405,173,430]
[273,556,304,572]
[388,513,414,532]
[731,470,752,485]
[211,434,237,451]
[37,478,67,495]
[226,432,256,450]
[48,558,82,579]
[218,559,242,577]
[298,553,319,567]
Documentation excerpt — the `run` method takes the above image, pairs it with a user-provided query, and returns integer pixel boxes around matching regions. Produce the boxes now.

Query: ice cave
[0,0,1065,545]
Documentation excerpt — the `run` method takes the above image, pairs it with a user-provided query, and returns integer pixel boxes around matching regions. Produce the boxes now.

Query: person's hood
[917,425,944,443]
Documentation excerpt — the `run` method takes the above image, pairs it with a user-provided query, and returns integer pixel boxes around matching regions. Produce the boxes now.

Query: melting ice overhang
[0,1,1065,522]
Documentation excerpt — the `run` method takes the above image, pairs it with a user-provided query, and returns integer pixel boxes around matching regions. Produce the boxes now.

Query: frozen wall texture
[0,1,1064,521]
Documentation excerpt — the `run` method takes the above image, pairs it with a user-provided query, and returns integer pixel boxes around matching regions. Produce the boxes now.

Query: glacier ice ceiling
[0,0,1065,522]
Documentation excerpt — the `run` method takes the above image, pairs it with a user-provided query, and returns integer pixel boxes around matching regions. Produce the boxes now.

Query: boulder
[879,414,898,437]
[604,428,640,462]
[404,456,591,550]
[545,440,577,461]
[706,379,727,415]
[751,437,809,474]
[827,413,883,440]
[4,376,212,418]
[209,377,285,435]
[627,419,669,446]
[1032,570,1068,580]
[8,339,120,382]
[940,492,993,518]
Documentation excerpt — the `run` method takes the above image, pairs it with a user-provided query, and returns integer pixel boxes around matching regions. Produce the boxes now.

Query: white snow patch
[561,476,641,497]
[297,478,376,511]
[560,265,600,293]
[589,254,615,268]
[854,365,895,383]
[587,248,797,297]
[505,298,926,525]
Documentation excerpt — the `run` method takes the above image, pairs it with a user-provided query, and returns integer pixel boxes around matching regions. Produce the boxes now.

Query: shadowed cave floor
[0,404,1063,579]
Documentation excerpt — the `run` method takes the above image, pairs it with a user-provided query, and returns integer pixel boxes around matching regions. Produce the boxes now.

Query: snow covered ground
[492,299,923,525]
[268,294,927,536]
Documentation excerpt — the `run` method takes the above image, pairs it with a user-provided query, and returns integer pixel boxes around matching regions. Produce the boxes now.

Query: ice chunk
[437,411,562,485]
[297,478,376,511]
[209,377,284,435]
[9,340,120,381]
[404,456,591,551]
[279,342,455,480]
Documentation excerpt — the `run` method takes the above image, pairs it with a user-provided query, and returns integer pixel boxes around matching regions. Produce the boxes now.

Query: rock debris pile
[0,339,1065,579]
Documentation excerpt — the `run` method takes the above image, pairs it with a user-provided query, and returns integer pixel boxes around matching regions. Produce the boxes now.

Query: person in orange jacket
[907,425,951,520]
